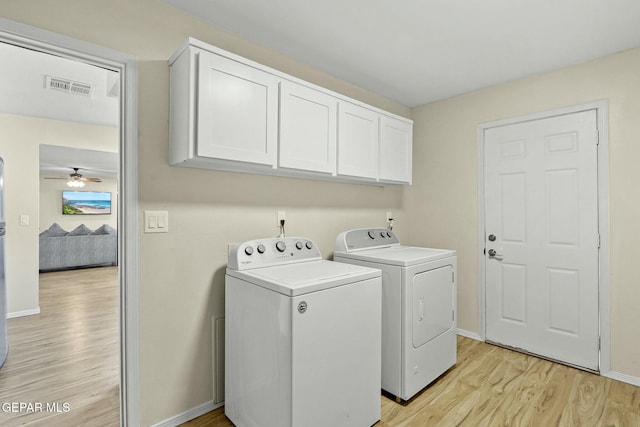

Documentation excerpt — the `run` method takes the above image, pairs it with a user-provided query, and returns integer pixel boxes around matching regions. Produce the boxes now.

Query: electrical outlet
[278,210,286,222]
[386,211,393,222]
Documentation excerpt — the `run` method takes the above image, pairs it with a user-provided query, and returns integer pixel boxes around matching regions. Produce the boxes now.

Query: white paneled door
[484,110,600,371]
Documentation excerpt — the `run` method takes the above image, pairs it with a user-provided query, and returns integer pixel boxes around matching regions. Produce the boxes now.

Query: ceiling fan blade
[82,178,103,182]
[44,177,69,180]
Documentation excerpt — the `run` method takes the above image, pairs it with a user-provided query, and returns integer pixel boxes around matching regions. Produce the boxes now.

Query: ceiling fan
[44,167,102,188]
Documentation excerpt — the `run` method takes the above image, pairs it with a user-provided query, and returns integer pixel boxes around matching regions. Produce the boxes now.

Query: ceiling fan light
[67,180,85,188]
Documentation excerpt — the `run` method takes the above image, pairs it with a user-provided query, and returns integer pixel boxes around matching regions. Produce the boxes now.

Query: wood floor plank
[182,336,640,427]
[0,267,120,427]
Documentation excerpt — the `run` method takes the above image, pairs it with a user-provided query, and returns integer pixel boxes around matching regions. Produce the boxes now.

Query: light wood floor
[0,267,120,427]
[183,336,640,427]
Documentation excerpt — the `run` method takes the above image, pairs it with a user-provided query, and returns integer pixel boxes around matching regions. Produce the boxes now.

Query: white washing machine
[225,237,382,427]
[334,228,457,402]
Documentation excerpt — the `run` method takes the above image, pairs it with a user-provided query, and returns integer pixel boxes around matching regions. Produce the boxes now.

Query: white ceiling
[39,145,118,181]
[0,42,119,178]
[0,42,119,127]
[162,0,640,107]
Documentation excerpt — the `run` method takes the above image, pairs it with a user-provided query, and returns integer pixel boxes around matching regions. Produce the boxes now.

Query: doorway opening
[0,18,138,426]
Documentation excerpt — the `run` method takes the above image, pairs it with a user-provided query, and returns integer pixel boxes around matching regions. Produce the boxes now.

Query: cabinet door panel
[279,81,337,174]
[379,116,412,183]
[197,52,279,166]
[337,102,379,179]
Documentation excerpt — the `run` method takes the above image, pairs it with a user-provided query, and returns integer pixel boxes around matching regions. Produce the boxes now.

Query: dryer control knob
[380,231,386,238]
[244,246,254,256]
[368,231,376,239]
[295,241,303,250]
[305,241,313,250]
[276,241,286,252]
[257,244,266,254]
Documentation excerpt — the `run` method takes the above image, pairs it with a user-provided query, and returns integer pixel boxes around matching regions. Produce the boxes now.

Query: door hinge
[452,271,455,283]
[597,233,601,248]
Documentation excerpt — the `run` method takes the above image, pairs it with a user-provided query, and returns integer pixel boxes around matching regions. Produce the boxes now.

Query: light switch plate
[144,210,169,233]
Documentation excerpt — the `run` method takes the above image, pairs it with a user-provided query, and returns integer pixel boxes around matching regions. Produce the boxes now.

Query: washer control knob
[257,244,266,254]
[244,246,254,256]
[305,241,313,250]
[380,231,386,238]
[275,241,286,252]
[295,241,303,250]
[387,231,392,238]
[368,231,376,239]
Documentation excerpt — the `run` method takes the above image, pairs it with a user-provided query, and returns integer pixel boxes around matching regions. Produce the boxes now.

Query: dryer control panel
[335,228,400,253]
[228,237,322,270]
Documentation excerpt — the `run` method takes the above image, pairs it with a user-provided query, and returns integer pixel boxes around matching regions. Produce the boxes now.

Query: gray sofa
[39,223,117,271]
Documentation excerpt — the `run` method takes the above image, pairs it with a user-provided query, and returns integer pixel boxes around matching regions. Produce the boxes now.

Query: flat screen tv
[62,190,112,215]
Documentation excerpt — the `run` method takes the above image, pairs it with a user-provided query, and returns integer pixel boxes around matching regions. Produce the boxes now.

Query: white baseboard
[7,307,40,319]
[150,400,223,427]
[603,370,640,387]
[457,328,483,341]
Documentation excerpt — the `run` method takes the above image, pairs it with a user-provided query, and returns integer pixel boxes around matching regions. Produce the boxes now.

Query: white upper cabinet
[169,38,412,185]
[337,102,379,180]
[379,116,413,184]
[279,81,337,174]
[196,51,279,166]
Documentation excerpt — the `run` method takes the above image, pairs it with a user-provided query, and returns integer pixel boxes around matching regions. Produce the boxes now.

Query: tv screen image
[62,191,112,215]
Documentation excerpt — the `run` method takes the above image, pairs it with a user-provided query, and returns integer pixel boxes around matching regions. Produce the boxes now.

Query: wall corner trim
[7,307,41,319]
[457,328,483,341]
[602,370,640,387]
[150,400,223,427]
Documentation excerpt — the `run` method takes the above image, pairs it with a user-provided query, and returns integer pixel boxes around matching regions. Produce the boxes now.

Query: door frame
[476,100,610,373]
[0,18,140,425]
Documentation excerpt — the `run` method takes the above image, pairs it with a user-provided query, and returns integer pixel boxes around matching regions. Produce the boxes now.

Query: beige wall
[39,177,118,233]
[406,47,640,378]
[0,113,118,315]
[1,2,411,425]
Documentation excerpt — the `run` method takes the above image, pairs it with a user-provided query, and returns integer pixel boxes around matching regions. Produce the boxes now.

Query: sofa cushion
[39,223,68,237]
[68,224,93,236]
[92,224,116,235]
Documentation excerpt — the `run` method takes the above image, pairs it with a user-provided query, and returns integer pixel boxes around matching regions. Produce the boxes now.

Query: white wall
[39,177,118,233]
[406,47,640,379]
[0,112,117,315]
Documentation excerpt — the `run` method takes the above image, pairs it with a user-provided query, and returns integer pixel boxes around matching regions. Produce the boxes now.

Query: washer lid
[226,259,381,296]
[335,245,456,267]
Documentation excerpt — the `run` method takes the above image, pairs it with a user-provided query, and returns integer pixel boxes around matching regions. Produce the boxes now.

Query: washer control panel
[335,228,400,253]
[228,237,321,270]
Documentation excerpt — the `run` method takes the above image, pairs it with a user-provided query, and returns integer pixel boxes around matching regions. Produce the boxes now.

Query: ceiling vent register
[45,75,94,97]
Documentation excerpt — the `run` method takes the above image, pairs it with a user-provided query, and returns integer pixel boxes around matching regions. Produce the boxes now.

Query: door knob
[488,248,503,260]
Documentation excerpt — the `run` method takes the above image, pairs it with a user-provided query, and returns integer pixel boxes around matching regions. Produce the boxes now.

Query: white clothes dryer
[334,228,457,402]
[225,237,382,427]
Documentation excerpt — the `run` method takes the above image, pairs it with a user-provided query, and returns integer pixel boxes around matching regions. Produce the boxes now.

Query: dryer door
[412,265,454,348]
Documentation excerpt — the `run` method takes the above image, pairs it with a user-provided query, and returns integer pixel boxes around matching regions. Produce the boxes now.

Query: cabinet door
[337,102,379,179]
[279,81,337,174]
[196,51,279,166]
[379,116,412,183]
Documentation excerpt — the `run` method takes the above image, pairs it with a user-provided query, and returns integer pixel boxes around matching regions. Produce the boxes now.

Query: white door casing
[483,109,600,371]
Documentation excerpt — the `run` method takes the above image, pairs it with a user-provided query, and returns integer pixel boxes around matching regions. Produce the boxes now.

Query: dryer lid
[335,245,456,267]
[226,259,381,296]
